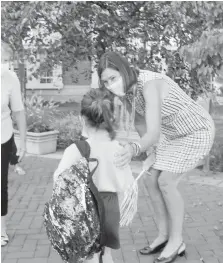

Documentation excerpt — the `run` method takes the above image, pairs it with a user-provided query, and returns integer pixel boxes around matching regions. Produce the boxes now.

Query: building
[10,28,100,103]
[12,60,96,103]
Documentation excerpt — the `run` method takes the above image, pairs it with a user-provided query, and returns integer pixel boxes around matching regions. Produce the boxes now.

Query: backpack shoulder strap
[74,139,99,176]
[74,139,106,248]
[74,139,91,159]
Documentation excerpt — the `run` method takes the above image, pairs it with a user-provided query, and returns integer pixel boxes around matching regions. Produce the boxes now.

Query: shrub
[210,141,223,172]
[13,95,82,149]
[51,112,82,149]
[13,95,59,133]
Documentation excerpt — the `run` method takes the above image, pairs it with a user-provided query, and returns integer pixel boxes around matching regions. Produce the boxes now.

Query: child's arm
[53,144,81,182]
[113,143,135,192]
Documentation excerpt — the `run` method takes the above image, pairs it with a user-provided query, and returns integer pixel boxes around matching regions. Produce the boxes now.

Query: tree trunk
[17,46,26,102]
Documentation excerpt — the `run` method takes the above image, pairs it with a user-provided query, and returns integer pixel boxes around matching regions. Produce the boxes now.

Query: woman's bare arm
[138,79,162,152]
[114,79,164,168]
[13,110,26,162]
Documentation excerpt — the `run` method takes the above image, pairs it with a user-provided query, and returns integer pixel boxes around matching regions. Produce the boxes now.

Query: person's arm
[138,79,161,151]
[115,79,163,168]
[10,72,27,162]
[13,111,26,162]
[53,144,81,182]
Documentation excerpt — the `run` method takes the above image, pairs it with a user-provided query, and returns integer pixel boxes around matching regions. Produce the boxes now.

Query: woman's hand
[114,142,134,168]
[17,141,26,162]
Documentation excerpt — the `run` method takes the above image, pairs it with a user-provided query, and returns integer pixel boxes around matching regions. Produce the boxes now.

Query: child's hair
[80,88,116,140]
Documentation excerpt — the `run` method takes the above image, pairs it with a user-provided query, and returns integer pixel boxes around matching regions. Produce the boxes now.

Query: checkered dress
[126,70,215,173]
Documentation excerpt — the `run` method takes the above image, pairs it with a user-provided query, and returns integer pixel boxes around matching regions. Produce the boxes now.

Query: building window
[40,70,53,83]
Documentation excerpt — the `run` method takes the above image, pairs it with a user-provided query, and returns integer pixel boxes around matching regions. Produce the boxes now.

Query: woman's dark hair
[80,88,116,140]
[97,51,138,94]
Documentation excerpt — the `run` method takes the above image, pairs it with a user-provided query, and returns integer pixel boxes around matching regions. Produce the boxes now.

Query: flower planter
[14,130,59,155]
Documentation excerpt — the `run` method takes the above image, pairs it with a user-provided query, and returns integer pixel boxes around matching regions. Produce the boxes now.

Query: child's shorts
[100,192,120,249]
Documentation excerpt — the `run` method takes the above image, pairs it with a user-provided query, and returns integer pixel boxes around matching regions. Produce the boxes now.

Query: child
[53,88,134,263]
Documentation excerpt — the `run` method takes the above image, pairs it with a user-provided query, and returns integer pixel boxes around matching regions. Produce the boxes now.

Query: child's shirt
[53,130,134,193]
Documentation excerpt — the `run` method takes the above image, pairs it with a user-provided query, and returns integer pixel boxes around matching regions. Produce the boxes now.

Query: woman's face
[101,68,125,97]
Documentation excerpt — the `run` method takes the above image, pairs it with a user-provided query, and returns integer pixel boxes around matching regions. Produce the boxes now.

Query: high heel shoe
[139,240,168,255]
[153,242,186,263]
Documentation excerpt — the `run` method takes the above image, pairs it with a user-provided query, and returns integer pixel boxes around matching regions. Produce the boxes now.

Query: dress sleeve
[9,71,24,112]
[53,144,82,182]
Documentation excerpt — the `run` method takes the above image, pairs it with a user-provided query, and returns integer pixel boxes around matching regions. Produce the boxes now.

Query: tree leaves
[2,1,223,98]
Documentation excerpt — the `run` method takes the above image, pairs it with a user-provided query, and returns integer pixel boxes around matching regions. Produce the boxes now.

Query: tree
[1,1,39,98]
[2,1,223,100]
[175,2,223,97]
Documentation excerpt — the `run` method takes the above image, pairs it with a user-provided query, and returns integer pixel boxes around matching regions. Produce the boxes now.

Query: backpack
[43,139,106,263]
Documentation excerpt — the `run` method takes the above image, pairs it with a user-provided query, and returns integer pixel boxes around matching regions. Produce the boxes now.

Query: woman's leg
[10,136,26,175]
[102,248,114,263]
[9,136,17,164]
[1,216,7,235]
[157,171,184,257]
[146,168,169,248]
[1,137,13,244]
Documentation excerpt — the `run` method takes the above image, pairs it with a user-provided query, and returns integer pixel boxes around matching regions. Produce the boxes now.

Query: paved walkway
[1,156,223,263]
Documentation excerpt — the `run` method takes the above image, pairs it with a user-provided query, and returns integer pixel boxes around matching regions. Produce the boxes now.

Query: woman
[97,51,215,263]
[1,40,26,246]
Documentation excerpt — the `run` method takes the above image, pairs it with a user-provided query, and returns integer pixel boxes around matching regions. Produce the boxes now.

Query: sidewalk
[1,156,223,263]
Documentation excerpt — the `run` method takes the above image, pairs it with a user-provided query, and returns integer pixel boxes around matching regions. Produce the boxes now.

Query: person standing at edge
[1,40,26,246]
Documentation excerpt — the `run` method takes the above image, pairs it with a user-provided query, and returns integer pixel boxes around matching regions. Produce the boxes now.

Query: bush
[13,95,82,149]
[210,141,223,172]
[51,112,82,149]
[23,95,59,132]
[13,95,59,132]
